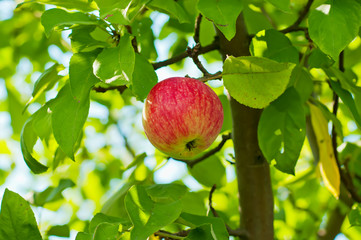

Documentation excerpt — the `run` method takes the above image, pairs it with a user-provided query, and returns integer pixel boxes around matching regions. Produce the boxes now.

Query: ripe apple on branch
[142,77,224,160]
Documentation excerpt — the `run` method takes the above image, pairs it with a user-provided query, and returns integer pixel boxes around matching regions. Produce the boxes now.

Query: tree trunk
[217,14,274,239]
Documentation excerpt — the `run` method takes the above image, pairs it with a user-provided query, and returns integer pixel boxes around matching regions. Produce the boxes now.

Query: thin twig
[280,0,314,33]
[208,184,250,239]
[115,123,136,158]
[188,133,231,168]
[196,71,222,82]
[194,14,202,44]
[209,184,219,217]
[171,133,231,168]
[92,85,128,94]
[154,230,187,239]
[280,26,308,34]
[152,39,219,70]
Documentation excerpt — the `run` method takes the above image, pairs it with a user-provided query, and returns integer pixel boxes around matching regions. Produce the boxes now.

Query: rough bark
[217,14,274,239]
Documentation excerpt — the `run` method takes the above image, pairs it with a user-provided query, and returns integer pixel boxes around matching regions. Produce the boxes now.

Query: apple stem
[185,139,197,151]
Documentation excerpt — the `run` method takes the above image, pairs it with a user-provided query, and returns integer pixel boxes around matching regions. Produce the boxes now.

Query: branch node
[152,39,219,70]
[187,44,211,76]
[280,0,314,34]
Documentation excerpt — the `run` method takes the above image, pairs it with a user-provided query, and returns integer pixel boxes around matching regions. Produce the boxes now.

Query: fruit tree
[1,0,361,239]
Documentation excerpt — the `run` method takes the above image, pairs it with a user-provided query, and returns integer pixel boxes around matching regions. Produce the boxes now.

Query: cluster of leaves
[1,0,361,239]
[0,0,234,239]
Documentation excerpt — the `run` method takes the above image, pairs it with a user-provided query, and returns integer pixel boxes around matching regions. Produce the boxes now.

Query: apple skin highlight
[142,77,224,159]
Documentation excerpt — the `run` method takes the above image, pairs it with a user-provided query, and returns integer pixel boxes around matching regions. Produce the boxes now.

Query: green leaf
[70,26,110,53]
[168,37,188,70]
[250,29,299,64]
[95,0,131,24]
[145,184,188,203]
[308,49,334,68]
[19,0,98,12]
[93,34,135,85]
[266,0,291,12]
[329,67,361,120]
[41,8,99,37]
[20,117,49,174]
[181,192,207,216]
[180,213,229,239]
[132,18,158,60]
[308,0,361,60]
[32,102,53,143]
[33,179,75,206]
[130,54,158,101]
[185,224,215,240]
[75,232,92,240]
[50,51,98,159]
[349,204,361,227]
[27,63,65,108]
[189,156,227,188]
[290,66,313,103]
[328,80,361,129]
[219,95,232,133]
[126,152,147,170]
[102,182,134,218]
[148,0,190,24]
[53,147,67,170]
[258,87,306,174]
[125,184,185,240]
[340,143,361,178]
[223,56,295,109]
[243,5,273,35]
[51,83,90,160]
[47,225,70,238]
[70,50,100,100]
[6,83,30,136]
[93,222,120,240]
[89,213,127,234]
[197,0,244,40]
[0,189,42,240]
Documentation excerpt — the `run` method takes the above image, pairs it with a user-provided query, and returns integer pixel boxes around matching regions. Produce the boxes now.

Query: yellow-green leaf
[309,103,340,199]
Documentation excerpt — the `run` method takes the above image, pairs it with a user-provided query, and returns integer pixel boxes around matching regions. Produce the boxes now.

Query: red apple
[142,77,224,159]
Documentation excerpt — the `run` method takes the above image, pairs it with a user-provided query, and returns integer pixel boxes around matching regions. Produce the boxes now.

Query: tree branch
[171,133,231,168]
[217,13,274,239]
[280,0,314,33]
[152,39,219,70]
